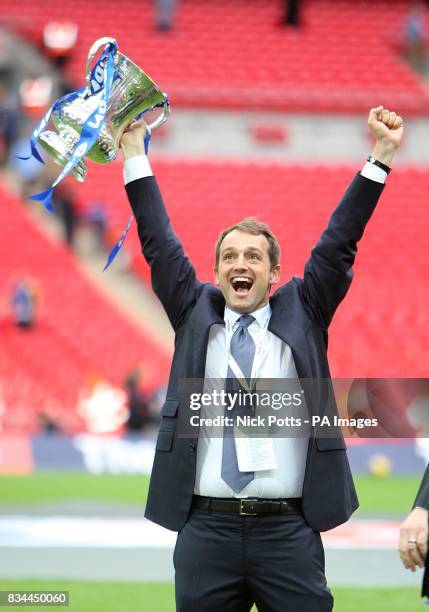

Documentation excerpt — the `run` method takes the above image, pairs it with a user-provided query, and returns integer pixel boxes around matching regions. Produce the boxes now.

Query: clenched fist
[368,106,404,168]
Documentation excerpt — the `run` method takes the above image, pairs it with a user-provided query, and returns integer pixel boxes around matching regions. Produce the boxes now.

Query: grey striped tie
[221,315,256,492]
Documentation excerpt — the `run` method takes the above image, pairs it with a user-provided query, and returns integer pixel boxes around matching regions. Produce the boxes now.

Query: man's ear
[269,264,282,286]
[214,266,219,286]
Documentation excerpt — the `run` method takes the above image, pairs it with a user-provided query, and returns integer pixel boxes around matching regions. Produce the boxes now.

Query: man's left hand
[368,106,404,167]
[399,507,428,571]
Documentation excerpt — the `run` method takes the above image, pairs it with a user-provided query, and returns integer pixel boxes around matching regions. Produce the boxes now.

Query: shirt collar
[224,302,272,329]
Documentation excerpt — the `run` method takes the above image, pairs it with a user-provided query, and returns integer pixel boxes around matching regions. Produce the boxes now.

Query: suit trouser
[174,506,333,612]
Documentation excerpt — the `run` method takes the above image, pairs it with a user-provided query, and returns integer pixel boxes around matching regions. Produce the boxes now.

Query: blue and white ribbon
[144,126,152,154]
[17,88,85,167]
[21,38,160,271]
[24,40,118,213]
[103,215,134,272]
[103,126,152,271]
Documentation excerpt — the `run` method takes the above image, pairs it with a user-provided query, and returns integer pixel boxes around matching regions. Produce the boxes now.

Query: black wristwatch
[367,156,391,175]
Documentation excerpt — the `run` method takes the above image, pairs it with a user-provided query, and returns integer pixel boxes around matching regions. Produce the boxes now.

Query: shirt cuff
[123,155,153,185]
[360,162,387,185]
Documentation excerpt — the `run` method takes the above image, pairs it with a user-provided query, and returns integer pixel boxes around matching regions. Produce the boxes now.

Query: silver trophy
[37,37,170,181]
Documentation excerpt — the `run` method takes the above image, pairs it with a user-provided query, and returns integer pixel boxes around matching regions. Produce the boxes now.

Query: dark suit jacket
[414,466,429,597]
[126,172,385,533]
[414,465,429,510]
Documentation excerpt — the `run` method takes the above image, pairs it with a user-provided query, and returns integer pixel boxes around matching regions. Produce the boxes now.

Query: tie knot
[237,315,255,329]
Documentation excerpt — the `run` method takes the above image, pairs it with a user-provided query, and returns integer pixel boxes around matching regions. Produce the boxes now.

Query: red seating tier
[2,0,429,113]
[79,158,429,378]
[0,185,171,433]
[1,158,427,434]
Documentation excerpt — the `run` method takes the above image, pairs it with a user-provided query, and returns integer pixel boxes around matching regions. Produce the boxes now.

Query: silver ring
[408,538,417,544]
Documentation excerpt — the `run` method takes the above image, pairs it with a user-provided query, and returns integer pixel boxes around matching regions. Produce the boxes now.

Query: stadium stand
[1,0,428,114]
[80,158,429,379]
[0,0,428,433]
[4,157,427,431]
[0,185,171,433]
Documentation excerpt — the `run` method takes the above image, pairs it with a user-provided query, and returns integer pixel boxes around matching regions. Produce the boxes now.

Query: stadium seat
[1,0,428,114]
[0,186,171,433]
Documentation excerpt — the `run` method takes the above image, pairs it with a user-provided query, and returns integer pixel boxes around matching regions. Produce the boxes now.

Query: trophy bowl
[37,37,170,181]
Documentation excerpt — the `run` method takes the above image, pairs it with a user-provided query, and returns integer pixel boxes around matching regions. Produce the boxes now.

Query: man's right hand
[120,119,148,160]
[399,507,428,571]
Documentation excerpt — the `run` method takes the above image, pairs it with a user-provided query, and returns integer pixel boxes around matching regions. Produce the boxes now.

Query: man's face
[215,230,281,313]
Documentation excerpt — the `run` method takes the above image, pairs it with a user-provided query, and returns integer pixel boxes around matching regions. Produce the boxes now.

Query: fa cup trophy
[21,37,169,268]
[36,37,169,182]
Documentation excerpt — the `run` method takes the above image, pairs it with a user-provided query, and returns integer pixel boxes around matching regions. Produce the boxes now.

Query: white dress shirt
[124,156,388,185]
[195,303,310,499]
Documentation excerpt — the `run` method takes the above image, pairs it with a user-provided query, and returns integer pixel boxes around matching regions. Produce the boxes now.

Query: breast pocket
[315,436,346,451]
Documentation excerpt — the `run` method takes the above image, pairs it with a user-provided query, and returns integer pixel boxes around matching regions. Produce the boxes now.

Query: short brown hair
[215,217,281,270]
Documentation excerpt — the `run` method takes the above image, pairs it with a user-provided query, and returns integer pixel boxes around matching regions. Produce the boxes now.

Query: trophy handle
[146,95,170,130]
[86,37,117,84]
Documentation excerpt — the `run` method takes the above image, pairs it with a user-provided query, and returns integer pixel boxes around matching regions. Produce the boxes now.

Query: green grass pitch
[0,472,421,515]
[0,473,424,611]
[0,581,424,612]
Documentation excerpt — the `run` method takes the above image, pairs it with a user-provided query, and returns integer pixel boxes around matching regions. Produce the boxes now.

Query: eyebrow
[221,246,264,255]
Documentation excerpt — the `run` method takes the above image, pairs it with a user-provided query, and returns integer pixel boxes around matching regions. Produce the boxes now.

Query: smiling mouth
[230,276,254,295]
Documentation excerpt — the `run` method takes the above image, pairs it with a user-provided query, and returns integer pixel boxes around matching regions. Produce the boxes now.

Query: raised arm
[301,107,404,328]
[121,121,201,330]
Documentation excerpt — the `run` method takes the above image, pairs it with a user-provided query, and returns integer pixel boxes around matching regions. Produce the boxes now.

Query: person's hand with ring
[399,507,428,571]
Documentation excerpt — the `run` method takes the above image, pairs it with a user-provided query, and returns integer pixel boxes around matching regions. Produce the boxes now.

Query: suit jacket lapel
[268,293,312,379]
[189,287,225,378]
[188,285,312,379]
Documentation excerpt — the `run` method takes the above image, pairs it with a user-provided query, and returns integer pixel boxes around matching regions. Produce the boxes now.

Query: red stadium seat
[75,158,429,380]
[1,0,428,434]
[1,0,428,114]
[0,186,171,434]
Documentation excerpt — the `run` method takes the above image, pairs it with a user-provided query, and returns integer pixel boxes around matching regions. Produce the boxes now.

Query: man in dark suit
[120,106,403,611]
[399,465,429,572]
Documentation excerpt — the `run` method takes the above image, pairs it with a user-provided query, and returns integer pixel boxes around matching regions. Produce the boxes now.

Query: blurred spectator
[124,368,151,432]
[53,185,79,248]
[404,1,427,73]
[0,80,19,165]
[149,384,166,417]
[38,411,61,434]
[11,278,37,329]
[43,21,78,69]
[155,0,178,31]
[57,72,76,99]
[86,201,108,253]
[19,75,53,118]
[78,375,128,434]
[282,0,302,27]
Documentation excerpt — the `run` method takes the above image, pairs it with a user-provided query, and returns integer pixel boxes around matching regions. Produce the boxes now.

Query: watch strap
[367,155,391,175]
